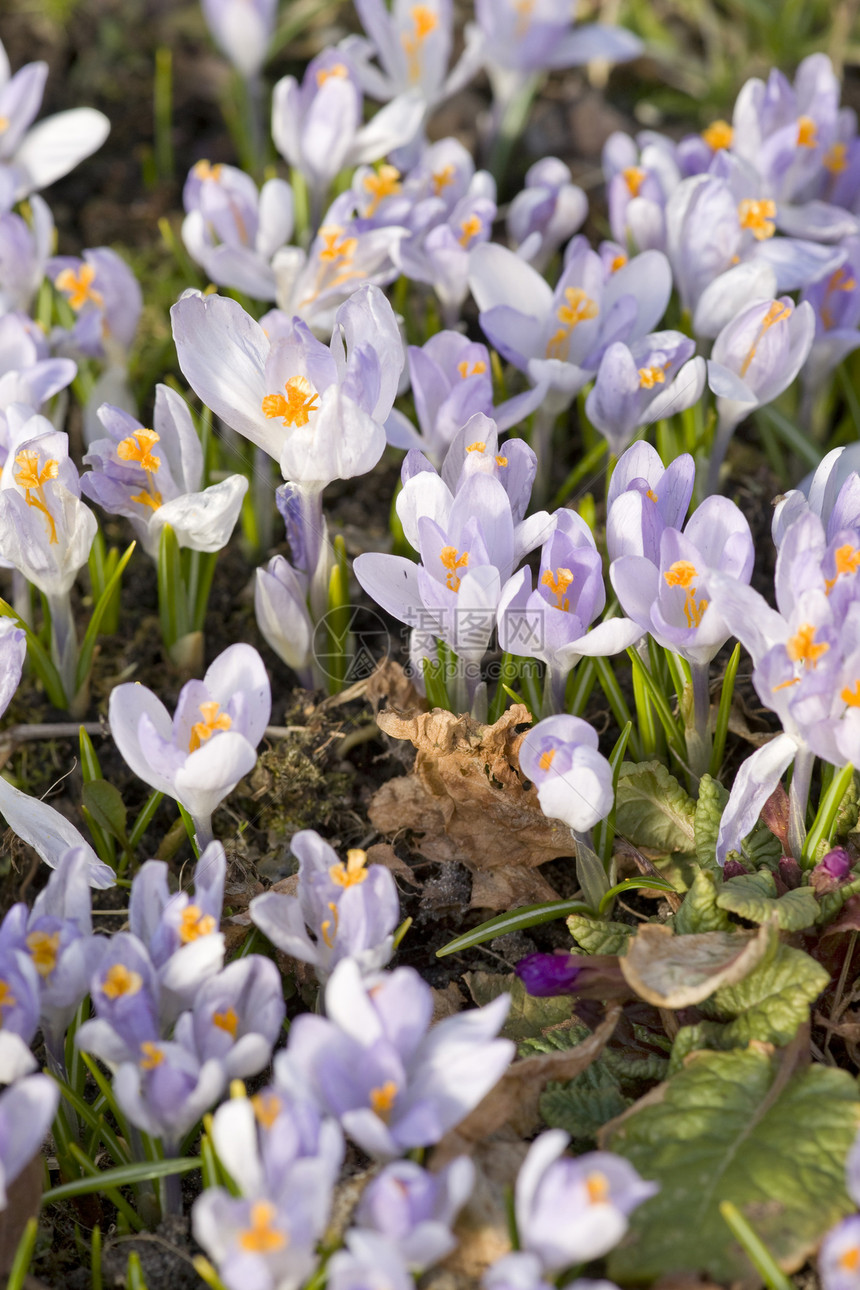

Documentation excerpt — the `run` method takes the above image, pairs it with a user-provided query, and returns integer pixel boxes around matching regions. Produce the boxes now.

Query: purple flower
[354,1156,475,1269]
[605,441,695,563]
[112,1037,226,1145]
[819,1214,860,1290]
[603,130,680,253]
[482,1253,554,1290]
[515,1130,658,1271]
[0,946,40,1082]
[507,157,588,272]
[0,195,53,314]
[0,1074,59,1210]
[275,958,513,1159]
[254,554,315,685]
[326,1231,413,1290]
[49,247,142,362]
[515,952,583,997]
[200,0,276,79]
[193,1192,324,1290]
[585,330,706,456]
[108,642,271,846]
[518,715,614,833]
[250,829,400,982]
[174,956,286,1080]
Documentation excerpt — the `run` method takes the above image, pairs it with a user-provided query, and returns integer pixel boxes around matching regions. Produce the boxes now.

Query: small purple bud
[515,952,582,997]
[722,859,748,880]
[820,847,852,881]
[778,855,803,891]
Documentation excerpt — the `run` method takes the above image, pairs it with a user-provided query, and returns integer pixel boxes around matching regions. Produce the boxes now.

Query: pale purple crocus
[800,236,860,407]
[498,510,643,710]
[272,50,423,224]
[174,955,286,1080]
[82,384,248,558]
[108,642,271,846]
[772,446,860,548]
[254,554,315,686]
[0,194,53,314]
[76,932,162,1067]
[706,294,815,494]
[482,1252,554,1290]
[0,947,40,1082]
[0,312,76,435]
[605,441,695,563]
[182,160,294,301]
[508,157,588,272]
[49,247,142,365]
[327,1231,413,1290]
[603,130,681,253]
[584,330,706,456]
[275,958,514,1159]
[385,331,496,460]
[0,1075,60,1210]
[112,1037,227,1147]
[354,1156,475,1270]
[200,0,276,79]
[250,830,400,982]
[0,38,109,202]
[193,1191,329,1290]
[819,1215,860,1290]
[128,843,226,1021]
[518,714,614,834]
[515,1130,658,1272]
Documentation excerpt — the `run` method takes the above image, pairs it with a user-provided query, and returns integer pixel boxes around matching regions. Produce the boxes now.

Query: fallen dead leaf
[436,1135,528,1282]
[619,921,776,1008]
[369,705,574,909]
[431,981,466,1022]
[365,842,422,887]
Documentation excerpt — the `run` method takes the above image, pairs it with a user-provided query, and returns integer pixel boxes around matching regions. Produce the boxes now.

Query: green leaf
[42,1156,202,1204]
[464,972,572,1041]
[712,943,830,1047]
[817,875,860,926]
[436,899,592,957]
[540,1064,631,1140]
[745,824,783,869]
[674,869,732,935]
[567,913,634,956]
[598,875,678,915]
[519,1024,590,1057]
[607,1048,860,1283]
[615,760,696,853]
[716,871,819,931]
[75,540,135,694]
[157,523,187,652]
[82,780,128,846]
[603,1044,669,1084]
[694,774,729,870]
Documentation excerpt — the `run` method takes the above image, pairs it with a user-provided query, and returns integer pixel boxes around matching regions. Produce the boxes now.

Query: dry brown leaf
[431,982,466,1022]
[365,842,422,887]
[437,1135,528,1282]
[369,705,574,909]
[619,921,776,1008]
[433,1003,622,1163]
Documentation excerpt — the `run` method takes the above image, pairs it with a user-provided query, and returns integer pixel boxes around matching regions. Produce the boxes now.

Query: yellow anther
[786,622,829,668]
[0,980,17,1016]
[299,225,362,308]
[140,1041,164,1070]
[432,164,455,195]
[118,428,161,472]
[320,901,339,949]
[239,1202,288,1254]
[189,700,232,752]
[329,848,369,888]
[316,62,349,87]
[842,682,860,708]
[466,440,486,453]
[193,160,223,181]
[623,166,646,198]
[0,117,8,133]
[401,5,438,81]
[495,455,508,467]
[440,545,469,592]
[541,567,574,612]
[826,543,860,590]
[586,1171,610,1204]
[363,164,401,216]
[737,198,777,241]
[797,115,818,148]
[230,1079,247,1099]
[702,119,733,150]
[538,748,555,773]
[26,931,61,978]
[102,963,143,1000]
[458,359,487,379]
[610,253,627,273]
[740,300,792,377]
[824,142,848,174]
[458,214,482,247]
[318,225,358,264]
[546,287,599,359]
[252,1091,283,1129]
[664,561,708,628]
[179,904,217,943]
[820,267,857,331]
[14,449,59,545]
[213,1007,239,1038]
[262,374,320,428]
[370,1080,399,1122]
[55,262,103,311]
[840,1247,860,1272]
[638,365,667,389]
[646,488,658,503]
[514,0,535,35]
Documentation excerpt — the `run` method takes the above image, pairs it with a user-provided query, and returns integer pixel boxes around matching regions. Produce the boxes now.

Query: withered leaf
[0,1152,44,1275]
[369,705,573,909]
[620,921,777,1008]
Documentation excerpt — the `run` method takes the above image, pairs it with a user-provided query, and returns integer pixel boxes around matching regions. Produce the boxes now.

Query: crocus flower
[112,1037,227,1146]
[0,1075,60,1210]
[0,37,109,202]
[182,160,294,301]
[482,1252,554,1290]
[514,1130,658,1272]
[108,642,271,845]
[82,385,248,558]
[0,195,53,315]
[706,294,815,492]
[385,330,496,459]
[193,1191,328,1290]
[603,130,680,253]
[174,955,286,1079]
[819,1215,860,1290]
[0,947,40,1082]
[254,553,315,686]
[354,1156,475,1270]
[49,247,142,364]
[276,958,514,1159]
[507,158,588,272]
[772,446,860,548]
[127,843,227,1021]
[584,331,706,456]
[250,830,400,981]
[518,714,614,833]
[605,442,696,563]
[200,0,276,79]
[800,236,860,404]
[272,50,423,221]
[77,932,161,1066]
[326,1231,413,1290]
[0,312,76,438]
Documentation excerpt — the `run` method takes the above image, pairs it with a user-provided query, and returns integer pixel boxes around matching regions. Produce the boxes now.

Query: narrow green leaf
[128,790,164,851]
[42,1156,201,1205]
[157,524,186,652]
[598,876,678,915]
[594,720,632,865]
[436,899,592,957]
[6,1217,38,1290]
[79,726,103,783]
[82,780,129,846]
[75,540,136,693]
[710,643,741,777]
[91,1223,103,1290]
[803,762,855,867]
[127,1250,149,1290]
